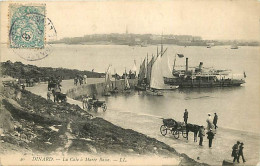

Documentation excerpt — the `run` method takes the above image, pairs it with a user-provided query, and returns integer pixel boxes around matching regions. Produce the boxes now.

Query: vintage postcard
[0,0,260,165]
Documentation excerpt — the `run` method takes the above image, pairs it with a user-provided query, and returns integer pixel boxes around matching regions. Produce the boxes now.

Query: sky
[1,0,260,42]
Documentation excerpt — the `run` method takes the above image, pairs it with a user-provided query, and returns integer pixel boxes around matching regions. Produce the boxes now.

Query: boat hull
[164,77,245,88]
[135,85,146,91]
[146,90,163,96]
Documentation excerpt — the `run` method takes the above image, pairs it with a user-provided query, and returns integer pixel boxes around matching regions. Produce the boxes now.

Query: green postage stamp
[9,4,46,49]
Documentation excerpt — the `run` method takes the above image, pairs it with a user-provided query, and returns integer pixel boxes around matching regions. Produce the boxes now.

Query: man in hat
[232,141,240,162]
[183,109,188,125]
[237,142,246,163]
[213,113,218,129]
[198,126,205,146]
[206,128,214,148]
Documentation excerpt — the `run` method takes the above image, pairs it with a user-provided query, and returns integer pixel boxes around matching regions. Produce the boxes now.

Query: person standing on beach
[74,77,78,86]
[82,96,89,109]
[198,126,205,146]
[213,113,218,129]
[206,113,213,130]
[237,142,246,163]
[47,91,51,100]
[183,109,188,124]
[206,128,214,148]
[232,141,240,162]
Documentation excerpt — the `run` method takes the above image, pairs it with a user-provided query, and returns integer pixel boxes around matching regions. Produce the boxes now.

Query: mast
[125,68,128,89]
[173,54,177,71]
[161,33,163,56]
[146,53,148,85]
[114,68,116,88]
[149,54,154,88]
[157,45,159,57]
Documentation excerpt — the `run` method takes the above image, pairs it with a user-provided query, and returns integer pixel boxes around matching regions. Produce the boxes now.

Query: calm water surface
[2,44,260,133]
[12,44,259,165]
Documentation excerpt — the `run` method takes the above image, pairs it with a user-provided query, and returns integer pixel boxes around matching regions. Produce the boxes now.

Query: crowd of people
[232,141,246,163]
[74,75,87,86]
[182,109,246,162]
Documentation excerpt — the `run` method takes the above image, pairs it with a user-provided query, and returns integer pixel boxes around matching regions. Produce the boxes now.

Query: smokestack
[186,58,188,72]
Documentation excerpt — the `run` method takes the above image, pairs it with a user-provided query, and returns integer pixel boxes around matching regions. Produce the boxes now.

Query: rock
[45,142,52,145]
[222,160,234,166]
[128,149,134,152]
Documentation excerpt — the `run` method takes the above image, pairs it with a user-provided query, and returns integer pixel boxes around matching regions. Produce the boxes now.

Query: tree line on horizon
[1,61,105,82]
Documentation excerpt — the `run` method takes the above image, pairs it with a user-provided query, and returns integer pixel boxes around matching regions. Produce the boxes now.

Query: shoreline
[24,80,260,165]
[0,85,207,166]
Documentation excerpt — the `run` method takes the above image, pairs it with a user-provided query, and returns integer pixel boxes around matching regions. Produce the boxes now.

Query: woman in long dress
[206,113,214,130]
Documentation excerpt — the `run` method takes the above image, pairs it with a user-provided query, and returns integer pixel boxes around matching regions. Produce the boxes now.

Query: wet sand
[27,79,260,165]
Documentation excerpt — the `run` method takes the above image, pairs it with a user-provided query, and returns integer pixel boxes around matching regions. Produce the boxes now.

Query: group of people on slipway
[183,110,218,148]
[183,109,246,163]
[74,75,87,86]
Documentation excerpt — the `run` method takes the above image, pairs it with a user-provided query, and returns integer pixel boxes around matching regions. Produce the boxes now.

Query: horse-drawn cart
[87,99,107,112]
[160,118,187,139]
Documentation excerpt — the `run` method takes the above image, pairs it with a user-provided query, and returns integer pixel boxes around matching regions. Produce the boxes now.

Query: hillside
[0,61,105,81]
[0,84,208,166]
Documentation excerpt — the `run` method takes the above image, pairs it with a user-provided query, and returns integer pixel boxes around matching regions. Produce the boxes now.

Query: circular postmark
[9,5,57,61]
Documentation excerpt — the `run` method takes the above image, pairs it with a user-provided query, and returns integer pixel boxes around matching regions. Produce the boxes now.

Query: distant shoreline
[47,42,260,47]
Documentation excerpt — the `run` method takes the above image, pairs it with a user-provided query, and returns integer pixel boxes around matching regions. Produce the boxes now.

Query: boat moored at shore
[164,58,246,88]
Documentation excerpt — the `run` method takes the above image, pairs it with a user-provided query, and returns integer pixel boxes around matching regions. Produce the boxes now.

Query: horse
[53,91,67,102]
[186,123,201,142]
[48,82,56,91]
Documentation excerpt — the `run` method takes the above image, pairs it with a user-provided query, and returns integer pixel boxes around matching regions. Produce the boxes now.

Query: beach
[25,78,260,165]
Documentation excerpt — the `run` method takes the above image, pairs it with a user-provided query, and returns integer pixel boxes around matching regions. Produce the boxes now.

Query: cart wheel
[102,104,107,112]
[173,130,179,139]
[88,105,92,111]
[182,131,187,138]
[160,125,167,136]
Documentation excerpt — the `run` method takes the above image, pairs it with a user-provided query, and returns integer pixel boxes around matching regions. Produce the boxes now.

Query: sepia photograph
[0,0,260,165]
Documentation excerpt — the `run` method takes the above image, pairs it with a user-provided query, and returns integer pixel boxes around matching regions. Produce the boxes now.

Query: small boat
[231,45,238,49]
[136,58,147,91]
[146,89,163,96]
[110,70,119,94]
[103,65,112,96]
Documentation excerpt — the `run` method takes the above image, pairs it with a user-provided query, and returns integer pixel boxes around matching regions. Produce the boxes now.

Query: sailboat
[129,60,137,79]
[135,57,147,91]
[123,69,131,93]
[110,69,119,94]
[103,65,112,96]
[149,45,179,90]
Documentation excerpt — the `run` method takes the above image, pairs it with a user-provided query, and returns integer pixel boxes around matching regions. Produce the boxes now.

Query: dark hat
[237,141,240,144]
[241,142,244,145]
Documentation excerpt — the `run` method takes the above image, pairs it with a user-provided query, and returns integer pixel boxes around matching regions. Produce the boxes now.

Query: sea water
[2,44,258,132]
[3,44,260,165]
